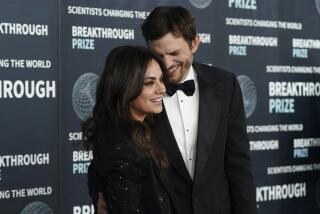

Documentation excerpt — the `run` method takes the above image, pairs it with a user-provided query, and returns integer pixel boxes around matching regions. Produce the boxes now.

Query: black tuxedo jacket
[88,62,258,214]
[152,62,258,214]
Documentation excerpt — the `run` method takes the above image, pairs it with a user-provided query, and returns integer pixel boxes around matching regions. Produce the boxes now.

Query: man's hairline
[145,34,195,49]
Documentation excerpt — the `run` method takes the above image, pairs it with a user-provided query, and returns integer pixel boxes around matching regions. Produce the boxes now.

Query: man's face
[148,33,199,84]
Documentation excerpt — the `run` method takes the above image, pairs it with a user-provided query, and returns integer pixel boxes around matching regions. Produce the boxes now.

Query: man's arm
[225,74,258,214]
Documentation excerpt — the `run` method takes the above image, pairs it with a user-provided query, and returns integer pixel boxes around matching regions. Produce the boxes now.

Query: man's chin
[170,74,186,84]
[169,77,179,84]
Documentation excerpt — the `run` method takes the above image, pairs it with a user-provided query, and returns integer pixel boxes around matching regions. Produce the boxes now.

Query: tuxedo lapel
[193,63,223,183]
[155,110,192,184]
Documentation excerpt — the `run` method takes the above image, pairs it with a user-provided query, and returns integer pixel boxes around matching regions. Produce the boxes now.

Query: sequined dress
[92,124,174,214]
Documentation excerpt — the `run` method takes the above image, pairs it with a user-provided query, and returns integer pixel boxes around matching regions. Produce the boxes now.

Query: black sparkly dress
[92,123,175,214]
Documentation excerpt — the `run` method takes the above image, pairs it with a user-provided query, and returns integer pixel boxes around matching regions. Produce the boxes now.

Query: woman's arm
[94,142,144,214]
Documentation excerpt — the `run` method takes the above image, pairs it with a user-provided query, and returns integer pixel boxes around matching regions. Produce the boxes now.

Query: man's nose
[163,55,173,68]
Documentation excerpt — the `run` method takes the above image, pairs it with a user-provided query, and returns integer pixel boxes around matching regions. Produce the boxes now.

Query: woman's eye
[144,81,153,86]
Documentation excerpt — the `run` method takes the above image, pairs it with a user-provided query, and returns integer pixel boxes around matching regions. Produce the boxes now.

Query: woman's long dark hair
[82,45,169,171]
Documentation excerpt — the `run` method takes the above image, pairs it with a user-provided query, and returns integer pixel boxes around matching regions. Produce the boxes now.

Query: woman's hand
[97,192,107,214]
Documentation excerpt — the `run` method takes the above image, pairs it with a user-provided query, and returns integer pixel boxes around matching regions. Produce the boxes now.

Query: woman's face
[130,59,166,121]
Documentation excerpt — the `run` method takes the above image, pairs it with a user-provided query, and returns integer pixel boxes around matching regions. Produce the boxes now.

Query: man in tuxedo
[89,5,258,214]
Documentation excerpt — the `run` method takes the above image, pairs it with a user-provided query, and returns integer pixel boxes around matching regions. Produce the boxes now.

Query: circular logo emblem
[189,0,213,9]
[316,0,320,15]
[237,75,257,118]
[21,201,53,214]
[72,73,99,120]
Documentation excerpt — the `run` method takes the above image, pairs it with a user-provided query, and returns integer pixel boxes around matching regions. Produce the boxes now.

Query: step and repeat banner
[1,0,319,213]
[0,0,59,213]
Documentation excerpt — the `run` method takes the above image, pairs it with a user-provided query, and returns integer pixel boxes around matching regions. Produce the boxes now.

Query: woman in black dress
[82,46,176,214]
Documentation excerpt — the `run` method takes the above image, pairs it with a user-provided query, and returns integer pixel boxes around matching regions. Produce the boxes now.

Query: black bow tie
[166,80,195,96]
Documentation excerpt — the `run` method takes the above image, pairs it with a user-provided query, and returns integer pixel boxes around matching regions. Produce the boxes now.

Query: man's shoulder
[193,61,235,84]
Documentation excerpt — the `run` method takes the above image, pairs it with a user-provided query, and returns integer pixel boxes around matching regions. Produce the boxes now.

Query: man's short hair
[141,6,197,46]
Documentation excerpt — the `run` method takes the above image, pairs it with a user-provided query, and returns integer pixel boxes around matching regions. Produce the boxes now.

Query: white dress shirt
[163,66,199,179]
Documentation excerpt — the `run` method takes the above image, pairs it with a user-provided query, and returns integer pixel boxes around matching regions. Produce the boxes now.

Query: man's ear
[191,34,200,54]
